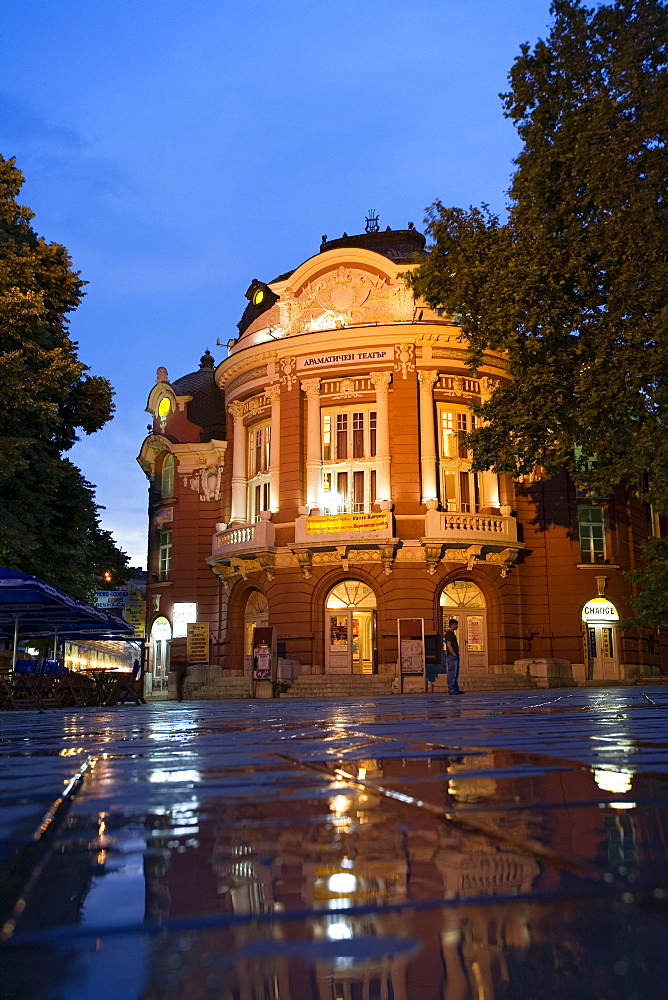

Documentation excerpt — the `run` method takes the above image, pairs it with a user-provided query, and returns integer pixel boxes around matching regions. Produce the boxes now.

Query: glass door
[586,624,620,680]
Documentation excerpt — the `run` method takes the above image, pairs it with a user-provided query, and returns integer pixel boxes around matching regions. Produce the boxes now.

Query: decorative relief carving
[418,370,438,392]
[280,355,297,390]
[320,376,372,398]
[265,385,281,405]
[281,267,410,334]
[369,371,392,393]
[225,365,268,396]
[394,342,415,379]
[242,393,272,417]
[435,375,480,397]
[228,400,244,422]
[300,377,321,399]
[480,377,501,398]
[185,465,223,502]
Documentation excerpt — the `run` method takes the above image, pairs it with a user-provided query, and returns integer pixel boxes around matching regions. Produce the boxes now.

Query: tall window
[321,405,377,513]
[438,405,479,513]
[578,506,606,563]
[247,421,271,522]
[160,454,174,499]
[158,530,172,580]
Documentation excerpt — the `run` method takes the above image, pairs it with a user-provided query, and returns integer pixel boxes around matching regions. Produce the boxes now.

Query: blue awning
[0,568,134,641]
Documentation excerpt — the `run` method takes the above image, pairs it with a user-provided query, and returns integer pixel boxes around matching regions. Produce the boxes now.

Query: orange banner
[306,512,389,535]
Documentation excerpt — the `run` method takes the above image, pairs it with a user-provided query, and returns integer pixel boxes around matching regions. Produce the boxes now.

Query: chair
[104,672,142,706]
[0,673,15,710]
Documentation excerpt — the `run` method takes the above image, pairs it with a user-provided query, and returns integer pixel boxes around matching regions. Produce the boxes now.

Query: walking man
[444,618,463,695]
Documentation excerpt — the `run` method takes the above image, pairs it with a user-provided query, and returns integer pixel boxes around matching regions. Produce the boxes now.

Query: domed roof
[319,225,426,261]
[171,351,226,441]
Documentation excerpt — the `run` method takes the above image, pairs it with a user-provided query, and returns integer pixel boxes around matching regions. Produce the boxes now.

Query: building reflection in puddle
[6,749,668,999]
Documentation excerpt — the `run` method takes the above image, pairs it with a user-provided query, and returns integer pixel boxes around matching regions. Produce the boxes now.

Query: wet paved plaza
[1,687,668,999]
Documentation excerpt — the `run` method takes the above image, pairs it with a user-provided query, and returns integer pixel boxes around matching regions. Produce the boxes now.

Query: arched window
[161,454,174,499]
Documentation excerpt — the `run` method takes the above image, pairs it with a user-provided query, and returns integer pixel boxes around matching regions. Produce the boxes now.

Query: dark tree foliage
[408,0,668,624]
[0,154,130,600]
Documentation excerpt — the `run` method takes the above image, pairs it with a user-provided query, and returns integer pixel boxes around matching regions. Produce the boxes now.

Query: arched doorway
[325,580,377,674]
[150,615,172,692]
[581,597,621,680]
[244,590,268,674]
[440,580,488,673]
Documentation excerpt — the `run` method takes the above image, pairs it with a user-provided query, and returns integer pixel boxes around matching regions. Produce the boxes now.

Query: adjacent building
[137,224,666,695]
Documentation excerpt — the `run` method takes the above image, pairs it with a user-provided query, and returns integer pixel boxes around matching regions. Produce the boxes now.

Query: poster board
[187,622,209,662]
[397,618,426,692]
[123,599,146,638]
[252,625,277,696]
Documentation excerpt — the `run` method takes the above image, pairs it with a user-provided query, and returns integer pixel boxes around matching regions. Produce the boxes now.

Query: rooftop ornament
[365,210,380,233]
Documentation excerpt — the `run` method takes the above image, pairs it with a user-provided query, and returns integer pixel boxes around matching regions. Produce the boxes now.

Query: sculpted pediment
[280,266,411,334]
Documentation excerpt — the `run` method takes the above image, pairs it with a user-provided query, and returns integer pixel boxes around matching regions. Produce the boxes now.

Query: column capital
[370,371,392,392]
[228,400,245,420]
[265,385,281,405]
[300,377,321,399]
[418,369,438,391]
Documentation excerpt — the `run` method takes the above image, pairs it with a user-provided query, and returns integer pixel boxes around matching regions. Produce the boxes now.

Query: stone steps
[283,676,394,698]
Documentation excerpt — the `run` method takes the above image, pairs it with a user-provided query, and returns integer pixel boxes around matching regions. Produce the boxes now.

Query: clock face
[253,288,264,306]
[157,397,171,417]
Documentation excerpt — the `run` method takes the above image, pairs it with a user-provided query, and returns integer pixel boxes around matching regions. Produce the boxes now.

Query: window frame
[321,403,378,514]
[437,403,479,513]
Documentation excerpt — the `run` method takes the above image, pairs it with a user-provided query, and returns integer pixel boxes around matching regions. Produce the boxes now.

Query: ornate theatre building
[138,224,665,695]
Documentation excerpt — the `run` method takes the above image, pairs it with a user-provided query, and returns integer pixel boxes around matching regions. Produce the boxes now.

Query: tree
[0,154,130,600]
[408,0,668,624]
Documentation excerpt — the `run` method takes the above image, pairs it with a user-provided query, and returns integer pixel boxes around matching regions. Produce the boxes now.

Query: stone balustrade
[424,508,518,545]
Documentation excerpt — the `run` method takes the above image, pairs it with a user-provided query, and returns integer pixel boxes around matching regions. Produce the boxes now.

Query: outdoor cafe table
[84,669,114,707]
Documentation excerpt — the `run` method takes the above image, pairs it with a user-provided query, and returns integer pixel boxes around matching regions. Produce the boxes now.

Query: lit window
[578,506,606,563]
[321,405,377,514]
[438,405,480,513]
[247,420,271,521]
[158,530,172,580]
[161,454,174,498]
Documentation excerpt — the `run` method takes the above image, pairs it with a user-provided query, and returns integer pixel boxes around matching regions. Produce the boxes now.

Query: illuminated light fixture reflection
[321,490,344,514]
[594,769,633,795]
[328,872,357,895]
[327,921,353,941]
[330,794,351,816]
[148,769,201,783]
[610,802,636,810]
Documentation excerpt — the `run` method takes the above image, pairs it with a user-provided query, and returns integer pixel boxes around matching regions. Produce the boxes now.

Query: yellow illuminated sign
[581,598,619,623]
[187,622,209,662]
[306,512,389,535]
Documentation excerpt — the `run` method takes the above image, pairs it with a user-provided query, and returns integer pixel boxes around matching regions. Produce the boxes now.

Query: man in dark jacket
[444,618,463,695]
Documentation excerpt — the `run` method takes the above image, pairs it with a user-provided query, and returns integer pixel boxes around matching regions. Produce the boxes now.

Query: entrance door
[586,624,620,680]
[244,590,268,674]
[440,581,488,672]
[326,581,377,674]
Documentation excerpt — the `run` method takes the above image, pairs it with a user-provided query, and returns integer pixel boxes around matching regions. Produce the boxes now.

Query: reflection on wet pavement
[1,688,668,998]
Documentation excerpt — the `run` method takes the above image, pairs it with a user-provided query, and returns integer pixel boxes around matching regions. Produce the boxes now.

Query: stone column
[479,376,502,510]
[266,385,281,513]
[228,401,247,524]
[370,371,392,503]
[301,378,321,510]
[418,370,438,504]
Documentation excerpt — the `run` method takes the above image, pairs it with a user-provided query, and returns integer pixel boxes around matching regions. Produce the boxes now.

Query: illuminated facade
[138,226,666,694]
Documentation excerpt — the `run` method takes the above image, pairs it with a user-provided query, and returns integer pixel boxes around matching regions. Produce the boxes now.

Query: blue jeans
[446,654,460,693]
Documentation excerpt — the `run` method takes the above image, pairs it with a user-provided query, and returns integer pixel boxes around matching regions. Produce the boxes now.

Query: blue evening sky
[2,0,556,567]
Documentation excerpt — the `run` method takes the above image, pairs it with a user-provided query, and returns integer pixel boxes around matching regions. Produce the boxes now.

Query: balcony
[212,517,275,557]
[424,508,518,546]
